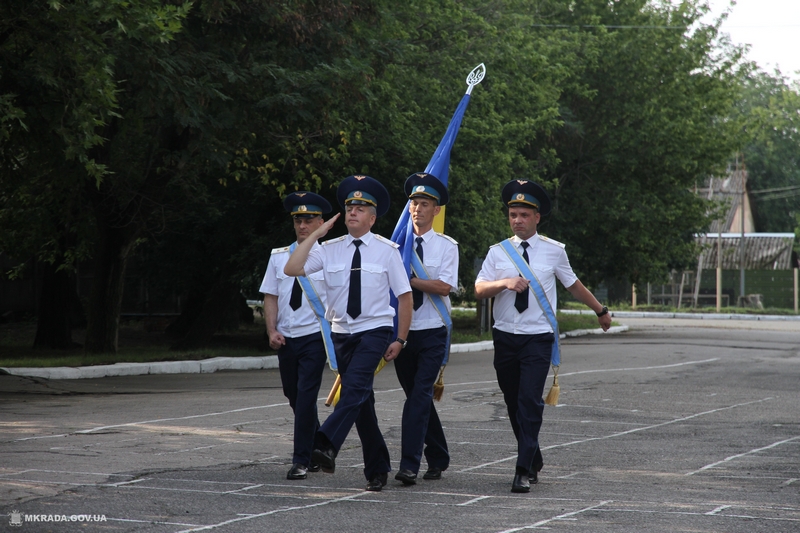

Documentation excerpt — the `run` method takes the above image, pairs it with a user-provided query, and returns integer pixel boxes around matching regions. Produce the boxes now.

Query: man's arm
[384,291,412,361]
[475,277,529,299]
[284,213,340,276]
[410,277,452,296]
[565,280,611,331]
[263,294,285,349]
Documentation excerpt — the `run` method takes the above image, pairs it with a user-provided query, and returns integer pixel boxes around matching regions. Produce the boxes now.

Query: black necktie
[289,278,303,311]
[347,239,362,319]
[412,236,424,310]
[514,241,530,313]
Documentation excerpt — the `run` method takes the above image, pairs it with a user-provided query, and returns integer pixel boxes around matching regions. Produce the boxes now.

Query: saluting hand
[312,212,340,240]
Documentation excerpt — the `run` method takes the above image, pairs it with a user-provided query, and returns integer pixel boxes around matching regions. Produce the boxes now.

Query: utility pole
[738,155,746,306]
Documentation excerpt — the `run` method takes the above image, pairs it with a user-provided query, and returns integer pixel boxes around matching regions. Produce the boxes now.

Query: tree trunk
[170,278,239,351]
[33,261,81,350]
[83,227,134,354]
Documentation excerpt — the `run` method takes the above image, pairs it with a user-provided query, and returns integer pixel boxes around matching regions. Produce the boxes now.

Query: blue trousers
[492,329,553,473]
[394,326,450,473]
[318,327,393,480]
[278,332,327,467]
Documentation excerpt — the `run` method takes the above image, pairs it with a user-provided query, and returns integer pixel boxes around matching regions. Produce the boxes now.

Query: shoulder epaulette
[538,234,566,249]
[270,246,291,254]
[322,235,347,246]
[435,232,458,245]
[374,234,400,248]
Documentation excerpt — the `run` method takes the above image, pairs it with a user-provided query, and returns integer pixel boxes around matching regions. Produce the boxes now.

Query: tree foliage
[1,0,762,351]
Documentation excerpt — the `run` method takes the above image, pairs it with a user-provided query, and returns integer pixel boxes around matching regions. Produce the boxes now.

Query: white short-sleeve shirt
[476,234,578,335]
[410,229,459,331]
[304,231,412,334]
[260,241,326,338]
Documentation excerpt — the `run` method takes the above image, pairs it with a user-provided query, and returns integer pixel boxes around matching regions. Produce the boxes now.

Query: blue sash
[498,239,560,367]
[410,249,453,365]
[290,243,337,372]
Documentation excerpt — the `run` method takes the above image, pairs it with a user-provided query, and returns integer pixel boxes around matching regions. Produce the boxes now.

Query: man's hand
[312,212,340,240]
[506,276,530,293]
[383,341,402,362]
[268,331,286,350]
[598,313,612,332]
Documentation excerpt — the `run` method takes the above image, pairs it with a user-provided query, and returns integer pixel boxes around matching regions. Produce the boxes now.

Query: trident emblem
[466,63,486,95]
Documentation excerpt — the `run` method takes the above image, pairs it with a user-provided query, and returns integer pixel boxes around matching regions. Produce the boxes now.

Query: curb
[1,326,630,380]
[560,309,800,321]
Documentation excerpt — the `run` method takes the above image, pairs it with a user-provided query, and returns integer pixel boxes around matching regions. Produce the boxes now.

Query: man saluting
[284,175,412,492]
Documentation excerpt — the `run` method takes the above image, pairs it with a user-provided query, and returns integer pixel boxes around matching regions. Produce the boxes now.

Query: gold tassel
[325,357,387,408]
[432,366,446,402]
[325,374,341,407]
[544,365,560,406]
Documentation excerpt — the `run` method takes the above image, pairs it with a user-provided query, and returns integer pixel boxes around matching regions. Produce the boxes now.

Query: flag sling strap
[290,243,337,372]
[410,249,453,366]
[498,239,560,367]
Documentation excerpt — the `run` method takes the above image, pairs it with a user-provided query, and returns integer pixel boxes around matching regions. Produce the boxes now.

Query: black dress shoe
[311,447,336,474]
[365,473,388,492]
[308,462,321,473]
[422,467,443,480]
[394,469,417,485]
[530,461,542,484]
[286,463,308,480]
[511,473,531,493]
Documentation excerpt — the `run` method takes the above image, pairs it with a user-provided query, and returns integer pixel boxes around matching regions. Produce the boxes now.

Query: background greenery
[2,0,799,356]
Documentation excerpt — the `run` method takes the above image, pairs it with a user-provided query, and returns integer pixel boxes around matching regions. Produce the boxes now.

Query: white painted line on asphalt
[457,495,492,506]
[108,478,148,487]
[172,492,367,532]
[706,505,731,515]
[784,478,798,486]
[460,398,775,472]
[686,435,800,476]
[558,358,720,377]
[10,402,291,441]
[495,500,613,532]
[546,398,774,451]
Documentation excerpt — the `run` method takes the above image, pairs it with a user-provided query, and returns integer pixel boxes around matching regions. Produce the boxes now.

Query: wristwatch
[395,337,407,349]
[596,306,609,317]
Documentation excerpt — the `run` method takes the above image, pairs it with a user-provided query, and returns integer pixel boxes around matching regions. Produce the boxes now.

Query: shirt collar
[347,231,374,246]
[414,228,435,243]
[511,233,537,248]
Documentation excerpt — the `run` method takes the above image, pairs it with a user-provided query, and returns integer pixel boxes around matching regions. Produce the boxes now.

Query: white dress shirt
[476,234,577,335]
[304,231,412,334]
[410,229,459,331]
[260,241,327,338]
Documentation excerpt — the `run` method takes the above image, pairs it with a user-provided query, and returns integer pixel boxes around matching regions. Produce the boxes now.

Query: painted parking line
[686,435,800,476]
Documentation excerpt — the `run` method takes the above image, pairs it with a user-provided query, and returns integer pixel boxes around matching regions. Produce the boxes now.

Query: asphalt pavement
[1,316,798,532]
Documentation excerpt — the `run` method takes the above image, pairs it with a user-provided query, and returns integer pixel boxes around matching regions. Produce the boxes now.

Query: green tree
[733,69,800,240]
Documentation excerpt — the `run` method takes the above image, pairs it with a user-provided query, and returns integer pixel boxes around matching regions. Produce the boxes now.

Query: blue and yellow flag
[390,65,485,366]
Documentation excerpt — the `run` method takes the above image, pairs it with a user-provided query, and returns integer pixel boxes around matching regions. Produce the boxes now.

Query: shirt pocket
[496,261,519,280]
[361,262,385,288]
[423,258,441,279]
[326,264,347,287]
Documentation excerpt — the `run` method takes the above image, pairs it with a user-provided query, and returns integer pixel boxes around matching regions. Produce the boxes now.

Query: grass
[0,308,616,368]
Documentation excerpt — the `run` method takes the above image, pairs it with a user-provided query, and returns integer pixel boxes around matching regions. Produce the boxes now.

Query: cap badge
[354,175,366,180]
[298,205,307,212]
[416,173,426,178]
[296,192,306,197]
[415,186,426,193]
[516,193,525,200]
[353,191,363,198]
[516,180,528,185]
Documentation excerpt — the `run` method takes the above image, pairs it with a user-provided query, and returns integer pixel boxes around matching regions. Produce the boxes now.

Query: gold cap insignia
[517,180,528,185]
[516,193,525,200]
[415,186,426,192]
[298,205,307,212]
[353,191,363,198]
[296,193,306,197]
[354,175,366,180]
